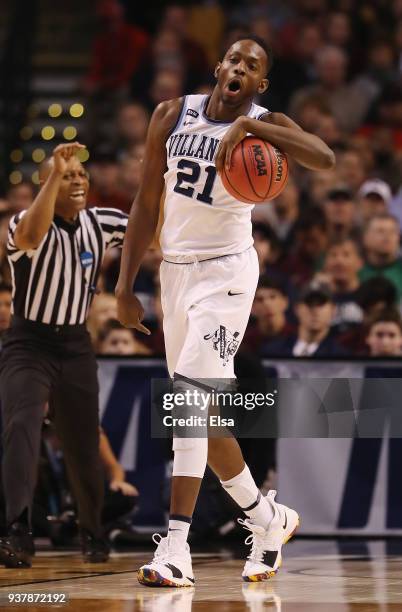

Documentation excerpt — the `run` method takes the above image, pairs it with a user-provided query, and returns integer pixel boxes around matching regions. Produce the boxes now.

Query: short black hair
[327,235,363,258]
[228,35,273,73]
[257,275,287,297]
[356,277,397,310]
[367,308,402,333]
[252,222,281,252]
[295,207,327,233]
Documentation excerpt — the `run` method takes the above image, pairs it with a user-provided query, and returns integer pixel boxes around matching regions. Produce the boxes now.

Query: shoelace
[151,533,169,563]
[267,489,277,502]
[238,519,267,564]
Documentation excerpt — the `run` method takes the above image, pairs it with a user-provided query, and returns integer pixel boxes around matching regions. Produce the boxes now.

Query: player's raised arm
[215,112,335,173]
[115,98,182,333]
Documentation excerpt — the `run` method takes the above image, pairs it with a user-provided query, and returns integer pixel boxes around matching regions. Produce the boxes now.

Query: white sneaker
[138,533,195,587]
[240,490,300,582]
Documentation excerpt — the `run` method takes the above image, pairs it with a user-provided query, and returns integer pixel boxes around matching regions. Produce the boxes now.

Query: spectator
[369,83,402,128]
[115,102,150,153]
[281,208,329,289]
[323,185,359,241]
[290,94,331,133]
[87,150,130,212]
[289,45,376,132]
[369,127,402,191]
[339,276,399,354]
[287,285,344,357]
[243,276,295,356]
[314,113,345,149]
[360,214,402,299]
[252,178,299,249]
[37,424,139,547]
[358,179,392,224]
[83,0,149,145]
[148,69,184,110]
[325,12,352,51]
[118,148,145,206]
[84,0,148,93]
[319,238,363,332]
[161,4,209,87]
[355,38,397,97]
[365,309,402,357]
[252,222,282,276]
[87,293,118,345]
[308,169,338,207]
[131,28,186,108]
[266,22,323,108]
[336,149,367,191]
[6,182,34,213]
[97,319,151,355]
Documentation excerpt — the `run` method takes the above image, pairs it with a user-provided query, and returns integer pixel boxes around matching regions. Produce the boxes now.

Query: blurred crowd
[2,0,402,359]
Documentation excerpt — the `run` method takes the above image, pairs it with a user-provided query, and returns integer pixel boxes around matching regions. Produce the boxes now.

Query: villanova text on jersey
[167,132,220,164]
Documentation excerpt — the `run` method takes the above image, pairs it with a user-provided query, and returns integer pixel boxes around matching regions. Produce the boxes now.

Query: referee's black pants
[0,317,104,537]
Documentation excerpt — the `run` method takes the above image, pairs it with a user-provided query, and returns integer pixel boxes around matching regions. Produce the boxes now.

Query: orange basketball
[220,136,289,203]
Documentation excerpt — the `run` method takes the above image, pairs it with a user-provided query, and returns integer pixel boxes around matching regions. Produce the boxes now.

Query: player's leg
[138,260,200,587]
[54,348,108,562]
[189,248,299,581]
[0,347,55,567]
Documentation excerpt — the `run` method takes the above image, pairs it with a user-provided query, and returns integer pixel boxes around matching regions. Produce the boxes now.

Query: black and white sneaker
[239,490,300,582]
[138,533,195,588]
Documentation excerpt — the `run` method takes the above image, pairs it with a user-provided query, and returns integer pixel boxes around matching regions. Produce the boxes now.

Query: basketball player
[116,36,335,586]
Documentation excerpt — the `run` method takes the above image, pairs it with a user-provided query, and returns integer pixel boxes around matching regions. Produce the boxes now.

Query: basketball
[220,136,289,203]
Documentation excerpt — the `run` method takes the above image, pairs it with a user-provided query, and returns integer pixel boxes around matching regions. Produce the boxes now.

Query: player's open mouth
[227,79,242,94]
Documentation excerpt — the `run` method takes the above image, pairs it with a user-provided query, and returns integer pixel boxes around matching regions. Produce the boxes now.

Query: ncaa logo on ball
[251,144,267,176]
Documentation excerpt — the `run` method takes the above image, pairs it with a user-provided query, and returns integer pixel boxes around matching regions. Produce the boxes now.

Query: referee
[0,143,128,567]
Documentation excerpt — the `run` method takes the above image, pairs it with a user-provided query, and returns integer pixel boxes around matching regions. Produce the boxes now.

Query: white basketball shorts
[159,247,259,380]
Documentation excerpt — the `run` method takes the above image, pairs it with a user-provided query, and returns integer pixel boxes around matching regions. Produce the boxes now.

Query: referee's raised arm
[14,143,86,250]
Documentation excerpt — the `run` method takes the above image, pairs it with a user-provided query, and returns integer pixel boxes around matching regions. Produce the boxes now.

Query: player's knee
[172,437,208,478]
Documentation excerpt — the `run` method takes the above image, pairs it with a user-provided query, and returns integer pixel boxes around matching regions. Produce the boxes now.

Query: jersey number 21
[173,160,217,205]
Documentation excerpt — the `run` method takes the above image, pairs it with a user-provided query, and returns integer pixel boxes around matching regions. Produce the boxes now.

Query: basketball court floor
[0,539,401,610]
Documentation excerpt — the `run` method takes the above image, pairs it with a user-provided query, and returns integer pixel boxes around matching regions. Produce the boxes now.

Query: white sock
[168,514,191,547]
[221,465,274,529]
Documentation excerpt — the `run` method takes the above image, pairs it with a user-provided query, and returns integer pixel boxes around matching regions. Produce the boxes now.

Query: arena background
[2,0,402,538]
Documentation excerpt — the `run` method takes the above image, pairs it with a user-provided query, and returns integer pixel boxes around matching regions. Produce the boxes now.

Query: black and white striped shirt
[7,207,128,325]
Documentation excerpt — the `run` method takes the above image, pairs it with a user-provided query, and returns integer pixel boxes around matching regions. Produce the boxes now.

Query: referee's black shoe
[0,522,35,568]
[80,529,110,563]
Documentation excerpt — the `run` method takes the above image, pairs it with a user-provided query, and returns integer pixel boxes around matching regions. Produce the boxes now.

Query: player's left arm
[215,112,335,172]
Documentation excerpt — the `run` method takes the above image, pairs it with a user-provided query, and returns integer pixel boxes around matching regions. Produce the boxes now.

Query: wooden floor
[0,540,402,611]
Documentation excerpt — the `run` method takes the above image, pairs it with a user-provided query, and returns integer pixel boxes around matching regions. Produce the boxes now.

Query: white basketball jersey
[160,94,270,257]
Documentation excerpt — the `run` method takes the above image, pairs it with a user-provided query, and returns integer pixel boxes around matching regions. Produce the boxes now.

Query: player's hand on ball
[116,292,151,335]
[216,116,247,172]
[53,142,86,174]
[109,479,139,496]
